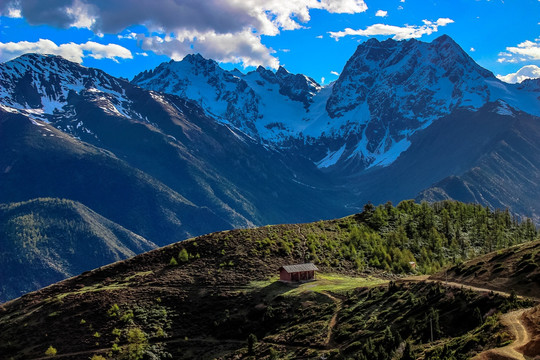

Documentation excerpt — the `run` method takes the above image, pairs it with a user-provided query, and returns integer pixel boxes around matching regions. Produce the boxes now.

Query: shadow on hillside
[255,280,309,301]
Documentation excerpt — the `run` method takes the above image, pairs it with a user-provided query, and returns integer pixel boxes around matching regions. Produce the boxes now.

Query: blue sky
[0,0,539,84]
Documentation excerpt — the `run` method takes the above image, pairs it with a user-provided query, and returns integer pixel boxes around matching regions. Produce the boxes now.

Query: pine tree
[247,333,257,355]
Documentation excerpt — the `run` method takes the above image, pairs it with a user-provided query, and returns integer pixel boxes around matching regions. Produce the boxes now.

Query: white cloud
[118,32,138,40]
[80,41,132,60]
[506,40,540,60]
[496,65,540,83]
[65,0,95,28]
[331,71,340,76]
[497,57,519,64]
[7,7,21,18]
[329,18,454,41]
[0,0,369,69]
[316,35,324,39]
[375,10,388,17]
[321,76,325,84]
[141,30,279,69]
[0,39,133,63]
[470,47,476,52]
[498,39,540,63]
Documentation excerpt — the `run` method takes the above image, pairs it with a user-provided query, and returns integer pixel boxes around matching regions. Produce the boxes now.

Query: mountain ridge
[0,197,157,302]
[132,35,540,171]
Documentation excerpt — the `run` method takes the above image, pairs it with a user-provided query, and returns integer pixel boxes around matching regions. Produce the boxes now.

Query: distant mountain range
[132,34,540,170]
[2,34,540,301]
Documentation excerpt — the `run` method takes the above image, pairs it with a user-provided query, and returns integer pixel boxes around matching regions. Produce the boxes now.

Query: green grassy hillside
[0,200,537,359]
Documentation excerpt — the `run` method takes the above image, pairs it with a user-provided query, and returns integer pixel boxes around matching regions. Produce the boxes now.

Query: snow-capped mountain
[4,36,540,174]
[132,54,321,143]
[2,34,540,223]
[0,53,152,141]
[0,52,348,243]
[133,35,540,170]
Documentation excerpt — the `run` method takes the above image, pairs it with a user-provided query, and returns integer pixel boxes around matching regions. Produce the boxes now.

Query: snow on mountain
[132,54,260,137]
[0,53,145,138]
[131,35,540,171]
[493,100,516,117]
[132,54,322,143]
[321,35,540,169]
[3,35,540,172]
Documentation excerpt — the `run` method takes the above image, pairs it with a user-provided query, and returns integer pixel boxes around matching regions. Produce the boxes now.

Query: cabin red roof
[280,263,318,273]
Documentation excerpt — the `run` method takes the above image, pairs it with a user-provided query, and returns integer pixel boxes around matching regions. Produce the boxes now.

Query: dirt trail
[474,308,531,360]
[401,276,536,301]
[321,291,343,347]
[404,275,537,360]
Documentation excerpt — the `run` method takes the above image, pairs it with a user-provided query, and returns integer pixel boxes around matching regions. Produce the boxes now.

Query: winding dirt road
[403,275,537,360]
[474,308,531,360]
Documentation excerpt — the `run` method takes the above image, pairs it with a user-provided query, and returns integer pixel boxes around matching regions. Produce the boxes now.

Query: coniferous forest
[223,199,537,276]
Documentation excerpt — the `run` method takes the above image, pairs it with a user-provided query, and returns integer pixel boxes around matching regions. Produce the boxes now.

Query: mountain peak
[256,65,270,74]
[431,34,463,52]
[0,51,128,115]
[432,34,453,43]
[13,53,62,61]
[517,77,540,92]
[183,53,204,61]
[324,34,507,165]
[8,53,82,70]
[276,65,289,76]
[365,37,380,45]
[181,53,218,68]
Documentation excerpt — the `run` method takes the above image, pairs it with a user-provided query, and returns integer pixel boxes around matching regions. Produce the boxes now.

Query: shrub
[178,248,189,263]
[269,347,279,360]
[169,257,178,266]
[155,326,166,338]
[45,345,57,356]
[111,343,121,353]
[108,304,120,317]
[120,310,134,323]
[122,328,148,360]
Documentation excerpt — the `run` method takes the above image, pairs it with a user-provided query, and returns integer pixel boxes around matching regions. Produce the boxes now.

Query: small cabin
[409,261,417,270]
[279,263,318,282]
